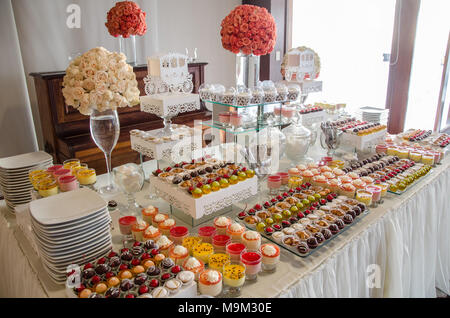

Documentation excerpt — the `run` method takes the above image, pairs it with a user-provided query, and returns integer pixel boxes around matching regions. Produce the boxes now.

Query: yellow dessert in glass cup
[193,242,214,265]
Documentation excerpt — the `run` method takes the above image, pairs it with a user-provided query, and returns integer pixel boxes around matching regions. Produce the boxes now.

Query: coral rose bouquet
[220,4,277,56]
[105,1,147,38]
[62,47,140,115]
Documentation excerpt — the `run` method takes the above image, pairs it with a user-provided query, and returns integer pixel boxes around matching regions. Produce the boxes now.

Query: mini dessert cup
[222,87,237,105]
[241,230,261,251]
[218,112,231,127]
[170,226,189,245]
[212,235,231,253]
[198,269,223,297]
[193,242,214,264]
[223,260,246,297]
[63,158,81,172]
[58,175,79,192]
[141,205,158,224]
[235,88,252,107]
[355,190,373,207]
[208,253,230,273]
[37,178,58,197]
[267,175,282,195]
[250,87,264,104]
[131,220,149,242]
[339,183,356,198]
[158,218,176,236]
[182,236,202,256]
[152,213,169,228]
[226,223,245,242]
[119,216,137,247]
[156,235,174,257]
[168,245,189,266]
[143,225,161,242]
[260,244,280,272]
[213,216,232,235]
[182,257,205,281]
[366,185,381,207]
[240,250,262,281]
[176,271,195,286]
[53,168,72,184]
[198,226,217,244]
[76,168,97,186]
[164,278,182,295]
[225,242,247,262]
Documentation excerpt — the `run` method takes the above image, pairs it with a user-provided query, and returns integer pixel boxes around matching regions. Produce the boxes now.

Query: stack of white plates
[29,188,112,284]
[0,151,53,212]
[358,106,389,125]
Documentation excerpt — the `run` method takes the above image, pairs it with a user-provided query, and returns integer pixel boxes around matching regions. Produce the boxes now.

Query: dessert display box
[299,110,326,126]
[130,128,202,161]
[140,93,200,117]
[341,129,387,151]
[150,175,257,220]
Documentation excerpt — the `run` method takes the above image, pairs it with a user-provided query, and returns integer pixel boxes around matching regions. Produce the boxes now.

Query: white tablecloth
[1,158,449,298]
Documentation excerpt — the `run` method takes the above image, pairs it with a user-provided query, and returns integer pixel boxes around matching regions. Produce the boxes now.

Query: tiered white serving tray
[150,175,257,219]
[140,93,200,117]
[29,188,112,284]
[0,151,53,212]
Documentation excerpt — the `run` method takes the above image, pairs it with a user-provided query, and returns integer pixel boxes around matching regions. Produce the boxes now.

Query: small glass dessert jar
[218,112,231,127]
[421,153,434,165]
[355,189,373,207]
[267,175,282,195]
[170,226,189,245]
[156,235,174,257]
[28,169,44,183]
[37,178,58,197]
[250,87,264,104]
[143,225,161,242]
[281,104,296,123]
[63,158,81,172]
[131,220,149,242]
[229,112,243,131]
[208,253,230,273]
[182,236,202,256]
[241,230,261,250]
[223,260,246,297]
[366,185,382,207]
[198,269,222,297]
[152,213,169,228]
[183,257,205,281]
[76,168,97,186]
[193,242,214,265]
[277,172,290,189]
[213,216,232,235]
[240,250,262,281]
[212,234,231,253]
[54,168,72,183]
[47,165,63,177]
[141,205,158,225]
[58,175,79,192]
[168,245,190,266]
[226,242,247,262]
[260,243,280,272]
[236,88,252,107]
[222,87,237,105]
[198,226,217,243]
[339,183,356,198]
[287,84,301,101]
[226,223,245,242]
[158,218,176,236]
[211,84,225,102]
[199,83,213,101]
[275,83,288,101]
[376,144,387,154]
[118,216,137,247]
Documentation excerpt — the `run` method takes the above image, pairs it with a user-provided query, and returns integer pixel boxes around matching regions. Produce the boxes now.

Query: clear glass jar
[282,123,312,162]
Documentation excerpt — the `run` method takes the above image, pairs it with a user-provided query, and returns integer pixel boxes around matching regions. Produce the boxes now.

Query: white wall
[0,0,37,157]
[7,0,239,151]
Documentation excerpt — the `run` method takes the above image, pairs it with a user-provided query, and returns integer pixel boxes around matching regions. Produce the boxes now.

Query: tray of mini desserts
[397,130,450,149]
[331,118,387,150]
[236,184,369,258]
[341,153,433,196]
[70,204,282,298]
[150,157,257,219]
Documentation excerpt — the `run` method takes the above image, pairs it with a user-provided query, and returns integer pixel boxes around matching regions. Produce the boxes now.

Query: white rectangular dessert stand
[150,175,257,220]
[140,93,200,118]
[341,129,387,152]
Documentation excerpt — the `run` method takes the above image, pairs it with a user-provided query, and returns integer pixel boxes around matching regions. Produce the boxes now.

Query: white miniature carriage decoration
[285,48,318,83]
[144,53,194,95]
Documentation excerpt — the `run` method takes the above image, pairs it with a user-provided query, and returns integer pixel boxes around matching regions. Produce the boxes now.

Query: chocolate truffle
[307,237,319,249]
[134,273,148,285]
[314,232,325,244]
[143,240,158,251]
[172,176,182,184]
[95,264,110,275]
[335,219,345,230]
[120,279,134,292]
[109,256,121,268]
[346,210,357,219]
[322,228,332,240]
[147,266,161,277]
[121,252,133,262]
[343,214,353,224]
[105,287,120,298]
[161,258,175,270]
[132,246,144,257]
[352,206,362,216]
[82,268,95,280]
[297,242,310,254]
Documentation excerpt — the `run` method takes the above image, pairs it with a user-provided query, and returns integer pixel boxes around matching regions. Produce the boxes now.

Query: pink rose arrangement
[105,1,147,38]
[220,4,277,56]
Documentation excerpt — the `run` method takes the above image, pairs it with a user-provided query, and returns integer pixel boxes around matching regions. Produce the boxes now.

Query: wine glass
[193,48,198,62]
[89,109,120,194]
[113,163,145,215]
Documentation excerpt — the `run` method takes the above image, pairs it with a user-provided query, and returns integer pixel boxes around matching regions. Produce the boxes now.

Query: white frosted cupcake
[198,269,222,297]
[241,231,261,250]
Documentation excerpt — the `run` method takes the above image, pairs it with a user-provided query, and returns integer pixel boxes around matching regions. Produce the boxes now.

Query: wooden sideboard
[30,63,210,174]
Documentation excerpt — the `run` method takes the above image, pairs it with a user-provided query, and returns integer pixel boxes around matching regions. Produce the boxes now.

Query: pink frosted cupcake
[347,172,360,180]
[296,164,307,172]
[307,163,319,169]
[310,169,320,177]
[360,176,374,185]
[339,175,353,184]
[301,170,314,183]
[352,179,367,191]
[288,168,301,177]
[329,179,341,193]
[340,183,356,198]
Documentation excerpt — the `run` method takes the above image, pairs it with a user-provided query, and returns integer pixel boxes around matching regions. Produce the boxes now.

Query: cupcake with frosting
[352,179,367,190]
[296,164,307,171]
[143,225,161,241]
[339,183,356,198]
[332,168,345,177]
[156,235,174,257]
[142,205,158,224]
[338,175,353,184]
[328,179,341,193]
[319,165,332,173]
[301,170,314,183]
[312,175,329,187]
[182,257,205,281]
[322,171,336,180]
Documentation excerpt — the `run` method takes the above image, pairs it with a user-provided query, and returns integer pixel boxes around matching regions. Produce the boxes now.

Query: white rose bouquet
[62,47,140,115]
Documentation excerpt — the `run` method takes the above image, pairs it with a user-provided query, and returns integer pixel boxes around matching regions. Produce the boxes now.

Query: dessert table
[0,148,449,298]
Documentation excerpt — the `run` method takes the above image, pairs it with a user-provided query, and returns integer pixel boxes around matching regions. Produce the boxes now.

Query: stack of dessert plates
[0,151,53,212]
[29,188,112,284]
[358,106,389,125]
